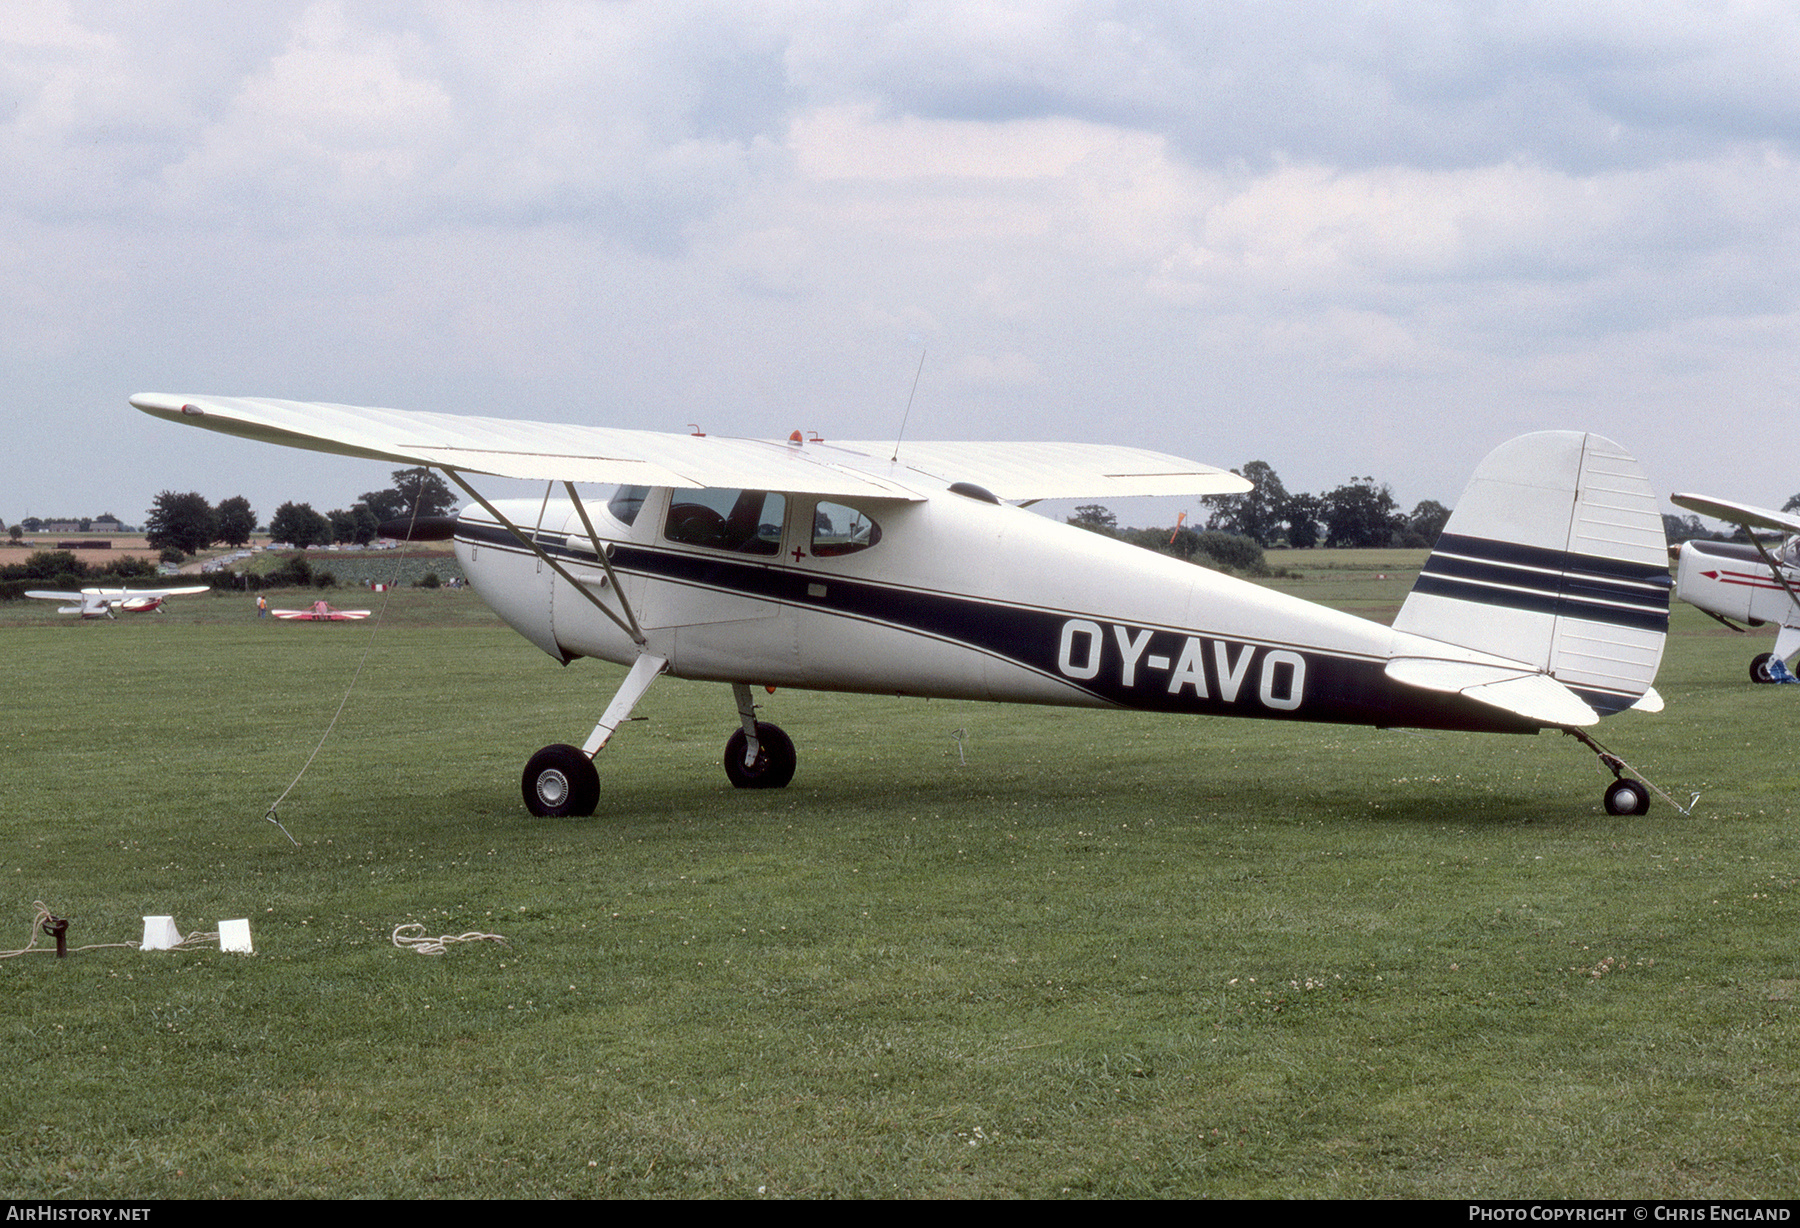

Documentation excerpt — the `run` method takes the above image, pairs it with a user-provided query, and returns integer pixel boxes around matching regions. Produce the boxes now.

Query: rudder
[1392,432,1670,715]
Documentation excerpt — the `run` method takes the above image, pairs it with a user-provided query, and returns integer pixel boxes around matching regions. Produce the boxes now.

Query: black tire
[522,744,600,817]
[723,722,796,789]
[1750,652,1778,684]
[1603,778,1650,816]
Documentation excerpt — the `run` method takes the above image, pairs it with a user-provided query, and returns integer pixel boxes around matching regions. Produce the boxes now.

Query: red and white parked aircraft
[1670,494,1800,684]
[26,585,209,618]
[272,600,371,621]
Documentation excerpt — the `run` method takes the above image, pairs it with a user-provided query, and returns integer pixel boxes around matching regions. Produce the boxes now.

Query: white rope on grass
[392,923,510,956]
[0,902,212,959]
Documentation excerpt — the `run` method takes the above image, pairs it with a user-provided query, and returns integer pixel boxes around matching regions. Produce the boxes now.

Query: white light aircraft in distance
[1668,493,1800,684]
[132,394,1673,816]
[26,585,209,618]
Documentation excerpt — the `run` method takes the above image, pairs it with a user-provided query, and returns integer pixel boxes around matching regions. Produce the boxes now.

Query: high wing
[1670,493,1800,537]
[24,586,208,603]
[87,586,210,600]
[130,394,1250,503]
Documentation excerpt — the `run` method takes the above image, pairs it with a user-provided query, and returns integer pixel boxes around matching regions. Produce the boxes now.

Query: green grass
[1,575,1796,1197]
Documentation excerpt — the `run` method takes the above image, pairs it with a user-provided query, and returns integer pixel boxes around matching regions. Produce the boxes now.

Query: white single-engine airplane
[26,585,210,618]
[132,394,1673,816]
[1669,493,1800,684]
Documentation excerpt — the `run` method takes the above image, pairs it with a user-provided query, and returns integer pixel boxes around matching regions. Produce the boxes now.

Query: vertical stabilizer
[1392,432,1670,714]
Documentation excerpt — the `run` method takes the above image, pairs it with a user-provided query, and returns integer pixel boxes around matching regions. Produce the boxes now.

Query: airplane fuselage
[1674,538,1800,628]
[455,486,1535,735]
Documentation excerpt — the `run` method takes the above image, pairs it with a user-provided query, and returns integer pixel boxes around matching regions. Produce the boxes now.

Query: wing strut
[563,481,645,644]
[1746,533,1800,614]
[442,470,646,648]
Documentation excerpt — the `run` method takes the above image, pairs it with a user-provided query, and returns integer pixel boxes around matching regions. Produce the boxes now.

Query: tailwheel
[522,743,600,817]
[1564,725,1687,816]
[724,721,796,789]
[1602,778,1650,816]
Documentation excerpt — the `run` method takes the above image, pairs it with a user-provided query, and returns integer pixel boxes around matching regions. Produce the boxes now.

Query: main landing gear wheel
[1750,652,1778,684]
[522,744,600,817]
[1603,778,1651,816]
[724,722,796,789]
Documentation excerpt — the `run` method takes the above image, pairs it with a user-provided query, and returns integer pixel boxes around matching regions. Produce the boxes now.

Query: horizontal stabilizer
[1385,657,1600,727]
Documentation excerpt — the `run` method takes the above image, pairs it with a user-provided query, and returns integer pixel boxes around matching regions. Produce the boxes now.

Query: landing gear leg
[1563,726,1663,816]
[519,652,668,817]
[724,683,796,789]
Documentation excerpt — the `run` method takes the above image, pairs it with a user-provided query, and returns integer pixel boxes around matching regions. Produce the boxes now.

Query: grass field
[1,566,1796,1198]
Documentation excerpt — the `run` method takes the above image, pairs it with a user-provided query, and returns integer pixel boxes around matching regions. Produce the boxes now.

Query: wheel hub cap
[537,769,569,807]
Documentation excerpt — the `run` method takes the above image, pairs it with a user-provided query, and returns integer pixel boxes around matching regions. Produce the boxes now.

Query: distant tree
[327,504,380,545]
[103,556,157,579]
[1783,493,1800,515]
[362,467,455,524]
[1190,531,1267,574]
[1281,492,1324,549]
[1321,478,1404,548]
[215,496,257,547]
[355,505,380,544]
[269,502,332,549]
[144,491,216,556]
[1068,504,1118,535]
[1406,500,1452,548]
[358,487,402,522]
[7,524,20,544]
[267,555,311,587]
[20,517,42,532]
[1205,460,1290,546]
[15,551,85,580]
[1662,513,1710,544]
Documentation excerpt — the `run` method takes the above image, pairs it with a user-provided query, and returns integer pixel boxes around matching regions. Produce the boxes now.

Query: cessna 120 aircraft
[132,393,1672,816]
[26,584,209,618]
[1669,493,1800,684]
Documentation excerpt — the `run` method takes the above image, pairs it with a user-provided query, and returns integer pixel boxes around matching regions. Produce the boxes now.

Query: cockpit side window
[608,485,649,527]
[812,502,882,557]
[664,489,786,556]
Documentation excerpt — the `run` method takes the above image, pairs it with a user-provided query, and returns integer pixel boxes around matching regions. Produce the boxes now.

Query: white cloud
[4,0,1800,519]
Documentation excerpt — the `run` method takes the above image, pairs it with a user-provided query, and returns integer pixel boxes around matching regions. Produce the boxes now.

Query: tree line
[137,468,457,561]
[1070,460,1452,555]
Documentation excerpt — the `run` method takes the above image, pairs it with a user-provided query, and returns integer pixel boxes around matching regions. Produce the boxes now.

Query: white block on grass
[219,919,253,954]
[141,916,181,950]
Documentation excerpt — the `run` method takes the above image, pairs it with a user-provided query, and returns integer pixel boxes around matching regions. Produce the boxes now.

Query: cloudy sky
[4,0,1797,531]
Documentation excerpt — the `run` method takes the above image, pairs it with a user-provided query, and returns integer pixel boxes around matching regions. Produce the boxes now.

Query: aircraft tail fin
[1391,432,1670,717]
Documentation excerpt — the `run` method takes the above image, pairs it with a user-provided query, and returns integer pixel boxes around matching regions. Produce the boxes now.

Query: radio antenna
[891,348,927,464]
